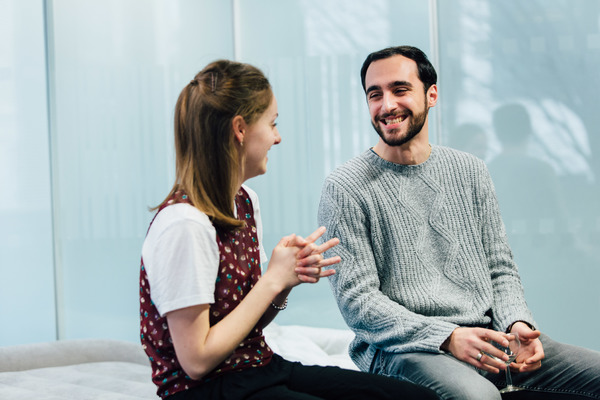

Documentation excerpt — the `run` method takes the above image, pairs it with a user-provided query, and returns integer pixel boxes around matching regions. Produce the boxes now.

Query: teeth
[384,116,405,125]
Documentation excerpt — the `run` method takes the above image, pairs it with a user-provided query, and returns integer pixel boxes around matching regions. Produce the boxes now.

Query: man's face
[364,55,437,147]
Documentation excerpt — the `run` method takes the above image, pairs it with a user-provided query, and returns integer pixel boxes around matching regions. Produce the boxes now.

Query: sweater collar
[366,145,436,175]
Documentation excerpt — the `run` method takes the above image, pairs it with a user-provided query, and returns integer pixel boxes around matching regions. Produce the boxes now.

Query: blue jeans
[370,334,600,400]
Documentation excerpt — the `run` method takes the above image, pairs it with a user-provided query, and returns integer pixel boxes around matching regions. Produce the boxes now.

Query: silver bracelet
[270,298,288,311]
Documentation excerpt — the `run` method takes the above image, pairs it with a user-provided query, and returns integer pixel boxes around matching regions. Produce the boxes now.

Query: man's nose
[381,92,396,113]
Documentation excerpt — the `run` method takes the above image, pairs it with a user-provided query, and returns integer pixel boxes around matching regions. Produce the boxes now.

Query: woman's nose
[274,129,282,145]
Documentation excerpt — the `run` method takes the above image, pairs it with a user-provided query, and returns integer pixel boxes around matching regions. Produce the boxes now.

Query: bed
[0,324,356,399]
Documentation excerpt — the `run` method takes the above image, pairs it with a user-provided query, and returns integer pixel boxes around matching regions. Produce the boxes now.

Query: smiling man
[317,46,600,400]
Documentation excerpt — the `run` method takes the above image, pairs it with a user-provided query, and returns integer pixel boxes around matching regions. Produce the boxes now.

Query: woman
[140,60,438,400]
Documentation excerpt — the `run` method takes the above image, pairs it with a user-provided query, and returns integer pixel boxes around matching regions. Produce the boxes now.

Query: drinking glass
[492,333,522,393]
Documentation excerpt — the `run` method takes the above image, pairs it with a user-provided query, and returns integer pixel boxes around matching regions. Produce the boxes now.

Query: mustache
[378,111,412,120]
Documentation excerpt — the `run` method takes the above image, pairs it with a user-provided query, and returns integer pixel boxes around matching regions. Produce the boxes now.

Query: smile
[381,115,407,126]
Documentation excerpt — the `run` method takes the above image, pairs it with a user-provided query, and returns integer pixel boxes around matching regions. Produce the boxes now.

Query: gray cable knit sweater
[317,145,535,372]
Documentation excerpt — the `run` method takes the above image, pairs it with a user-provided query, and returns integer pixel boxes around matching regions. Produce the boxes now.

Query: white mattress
[0,324,357,399]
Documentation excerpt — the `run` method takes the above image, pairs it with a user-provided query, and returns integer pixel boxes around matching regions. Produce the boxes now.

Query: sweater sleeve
[318,178,458,363]
[476,162,536,331]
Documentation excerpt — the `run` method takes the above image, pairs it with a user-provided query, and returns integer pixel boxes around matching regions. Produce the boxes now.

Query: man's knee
[380,352,501,400]
[430,378,501,400]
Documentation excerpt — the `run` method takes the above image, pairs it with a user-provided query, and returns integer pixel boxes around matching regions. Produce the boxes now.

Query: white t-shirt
[141,185,268,317]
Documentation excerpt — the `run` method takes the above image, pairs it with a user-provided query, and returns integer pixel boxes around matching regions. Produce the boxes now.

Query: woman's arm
[256,229,339,330]
[167,235,298,380]
[167,230,339,380]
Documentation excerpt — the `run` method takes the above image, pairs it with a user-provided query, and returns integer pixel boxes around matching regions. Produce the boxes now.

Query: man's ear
[232,115,246,145]
[427,84,438,108]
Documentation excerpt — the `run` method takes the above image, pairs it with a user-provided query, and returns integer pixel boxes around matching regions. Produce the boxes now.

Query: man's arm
[317,179,457,359]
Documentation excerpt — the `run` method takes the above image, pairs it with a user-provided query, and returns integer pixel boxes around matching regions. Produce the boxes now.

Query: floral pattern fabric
[139,188,273,399]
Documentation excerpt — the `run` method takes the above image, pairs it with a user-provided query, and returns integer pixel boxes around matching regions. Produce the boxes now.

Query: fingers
[480,342,509,363]
[519,361,542,372]
[296,237,339,259]
[278,234,296,247]
[295,253,339,284]
[303,226,327,244]
[525,352,545,365]
[316,237,340,254]
[283,227,340,264]
[297,268,336,283]
[295,264,337,277]
[319,255,341,268]
[519,340,545,370]
[296,252,341,269]
[473,352,502,374]
[296,242,318,259]
[278,227,341,285]
[448,327,515,373]
[519,330,541,340]
[295,257,339,280]
[296,253,321,267]
[285,234,308,248]
[480,329,510,348]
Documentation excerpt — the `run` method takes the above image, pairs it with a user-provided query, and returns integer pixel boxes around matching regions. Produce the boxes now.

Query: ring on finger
[476,351,484,362]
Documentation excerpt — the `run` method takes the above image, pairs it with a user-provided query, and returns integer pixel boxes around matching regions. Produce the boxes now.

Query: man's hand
[510,322,544,372]
[441,327,513,373]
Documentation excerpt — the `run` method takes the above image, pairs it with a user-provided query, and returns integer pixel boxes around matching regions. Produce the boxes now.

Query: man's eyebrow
[365,84,381,95]
[388,80,413,89]
[366,80,414,95]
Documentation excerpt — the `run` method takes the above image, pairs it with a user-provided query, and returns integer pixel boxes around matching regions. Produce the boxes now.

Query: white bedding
[0,324,357,399]
[264,324,358,370]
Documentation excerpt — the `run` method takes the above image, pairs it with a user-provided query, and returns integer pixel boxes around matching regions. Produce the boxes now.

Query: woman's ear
[232,115,246,145]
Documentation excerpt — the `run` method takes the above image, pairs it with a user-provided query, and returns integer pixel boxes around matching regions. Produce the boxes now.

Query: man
[317,45,600,399]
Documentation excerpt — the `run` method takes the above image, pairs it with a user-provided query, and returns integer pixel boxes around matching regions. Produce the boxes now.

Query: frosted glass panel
[50,0,235,341]
[0,0,56,345]
[235,0,433,328]
[5,0,596,350]
[438,0,600,350]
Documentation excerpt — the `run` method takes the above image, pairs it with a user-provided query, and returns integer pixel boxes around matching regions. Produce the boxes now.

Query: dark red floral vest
[139,188,273,399]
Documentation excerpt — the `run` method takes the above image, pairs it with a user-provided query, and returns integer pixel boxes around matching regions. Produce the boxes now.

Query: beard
[372,104,430,147]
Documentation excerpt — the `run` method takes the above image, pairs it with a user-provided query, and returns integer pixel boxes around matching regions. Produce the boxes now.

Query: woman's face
[242,96,281,180]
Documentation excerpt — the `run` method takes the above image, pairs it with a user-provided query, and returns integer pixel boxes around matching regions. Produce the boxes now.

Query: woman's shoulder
[148,203,215,240]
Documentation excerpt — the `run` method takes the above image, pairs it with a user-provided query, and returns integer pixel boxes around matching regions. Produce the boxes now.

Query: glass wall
[235,0,433,328]
[0,0,56,346]
[48,0,234,341]
[1,0,598,351]
[437,0,600,350]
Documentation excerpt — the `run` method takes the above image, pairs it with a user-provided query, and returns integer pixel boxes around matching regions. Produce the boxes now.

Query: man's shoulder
[435,145,487,172]
[436,145,481,161]
[325,150,375,183]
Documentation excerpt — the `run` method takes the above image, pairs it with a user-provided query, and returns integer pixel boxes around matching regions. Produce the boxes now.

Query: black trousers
[170,354,438,400]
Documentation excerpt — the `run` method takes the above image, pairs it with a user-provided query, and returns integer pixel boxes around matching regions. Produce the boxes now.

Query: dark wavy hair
[360,46,437,93]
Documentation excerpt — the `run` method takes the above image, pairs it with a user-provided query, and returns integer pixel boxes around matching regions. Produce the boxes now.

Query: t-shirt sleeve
[141,204,219,316]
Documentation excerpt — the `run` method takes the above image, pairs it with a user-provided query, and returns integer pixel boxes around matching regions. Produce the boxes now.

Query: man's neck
[373,137,432,165]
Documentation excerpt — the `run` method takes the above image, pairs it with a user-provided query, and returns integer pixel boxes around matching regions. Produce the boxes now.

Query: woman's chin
[245,167,268,181]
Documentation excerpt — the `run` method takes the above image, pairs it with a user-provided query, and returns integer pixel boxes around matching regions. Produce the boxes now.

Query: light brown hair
[155,60,273,230]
